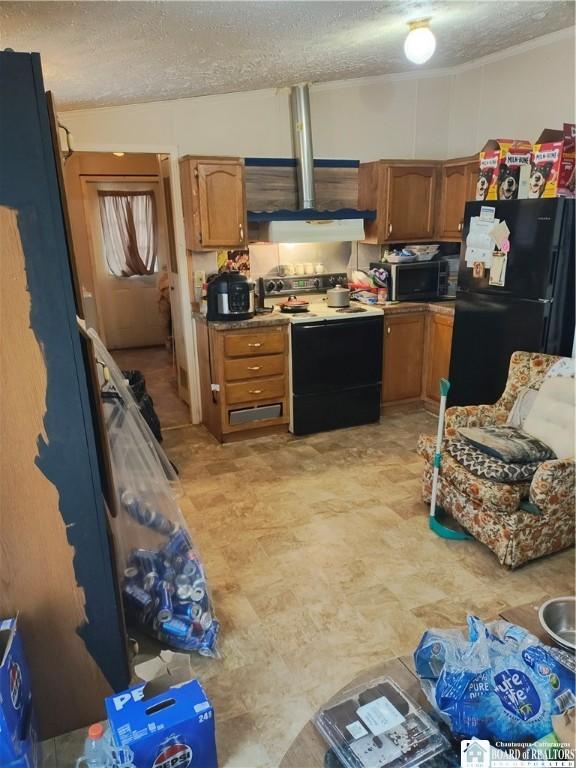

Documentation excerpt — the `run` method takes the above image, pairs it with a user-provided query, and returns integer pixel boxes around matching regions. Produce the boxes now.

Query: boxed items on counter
[531,124,576,198]
[106,676,217,768]
[314,677,449,768]
[0,617,40,768]
[476,139,532,201]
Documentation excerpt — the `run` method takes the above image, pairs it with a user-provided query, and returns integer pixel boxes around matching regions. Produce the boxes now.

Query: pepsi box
[106,678,217,768]
[0,616,39,767]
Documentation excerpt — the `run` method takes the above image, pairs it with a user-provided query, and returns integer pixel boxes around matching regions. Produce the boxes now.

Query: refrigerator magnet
[489,252,508,287]
[472,261,485,278]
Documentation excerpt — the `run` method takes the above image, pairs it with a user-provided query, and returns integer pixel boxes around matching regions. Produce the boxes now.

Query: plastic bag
[414,615,575,742]
[89,330,219,656]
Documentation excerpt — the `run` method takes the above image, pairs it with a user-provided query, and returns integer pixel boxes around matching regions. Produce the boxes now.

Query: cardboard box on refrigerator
[0,617,40,768]
[476,139,532,201]
[530,124,576,198]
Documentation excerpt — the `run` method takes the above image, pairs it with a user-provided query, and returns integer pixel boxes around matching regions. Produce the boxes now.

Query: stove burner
[336,306,368,313]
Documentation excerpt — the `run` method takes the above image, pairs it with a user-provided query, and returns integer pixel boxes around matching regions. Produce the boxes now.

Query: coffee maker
[206,271,255,321]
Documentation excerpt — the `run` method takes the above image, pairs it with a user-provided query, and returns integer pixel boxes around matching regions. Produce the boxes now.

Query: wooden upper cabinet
[436,155,478,241]
[359,161,439,243]
[179,156,247,250]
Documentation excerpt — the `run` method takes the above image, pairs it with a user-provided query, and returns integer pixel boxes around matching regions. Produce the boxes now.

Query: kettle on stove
[206,271,255,321]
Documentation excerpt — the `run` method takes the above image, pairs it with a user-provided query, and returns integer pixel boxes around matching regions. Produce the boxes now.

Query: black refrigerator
[448,198,575,407]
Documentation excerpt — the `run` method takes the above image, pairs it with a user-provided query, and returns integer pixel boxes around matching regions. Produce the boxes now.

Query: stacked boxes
[476,139,532,201]
[0,618,39,768]
[530,124,576,198]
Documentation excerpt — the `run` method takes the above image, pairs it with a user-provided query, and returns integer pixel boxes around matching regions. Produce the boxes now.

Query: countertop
[193,299,455,330]
[193,311,291,330]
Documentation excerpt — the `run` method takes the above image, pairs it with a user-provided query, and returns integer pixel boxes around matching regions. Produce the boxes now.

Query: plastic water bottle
[75,723,113,767]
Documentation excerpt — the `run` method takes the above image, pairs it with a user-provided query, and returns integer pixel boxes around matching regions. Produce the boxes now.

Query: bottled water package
[414,615,575,742]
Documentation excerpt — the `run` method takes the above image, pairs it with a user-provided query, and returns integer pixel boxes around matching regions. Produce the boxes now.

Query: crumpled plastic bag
[414,615,576,742]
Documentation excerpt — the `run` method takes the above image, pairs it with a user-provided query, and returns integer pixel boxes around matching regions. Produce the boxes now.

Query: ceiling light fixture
[404,19,436,65]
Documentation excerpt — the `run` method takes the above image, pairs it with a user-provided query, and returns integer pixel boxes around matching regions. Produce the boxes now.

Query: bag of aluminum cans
[88,329,219,657]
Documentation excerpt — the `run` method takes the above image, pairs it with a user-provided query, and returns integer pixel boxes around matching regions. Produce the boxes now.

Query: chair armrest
[444,404,508,438]
[530,458,575,514]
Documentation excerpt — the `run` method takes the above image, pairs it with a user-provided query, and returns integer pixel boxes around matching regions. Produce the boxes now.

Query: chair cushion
[418,433,528,513]
[458,425,554,463]
[506,386,539,429]
[523,377,575,460]
[446,438,541,482]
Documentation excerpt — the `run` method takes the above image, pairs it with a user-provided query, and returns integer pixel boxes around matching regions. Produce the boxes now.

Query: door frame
[71,142,201,424]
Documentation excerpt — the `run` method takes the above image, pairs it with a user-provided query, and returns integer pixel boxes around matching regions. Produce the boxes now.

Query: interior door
[83,179,168,349]
[386,165,437,240]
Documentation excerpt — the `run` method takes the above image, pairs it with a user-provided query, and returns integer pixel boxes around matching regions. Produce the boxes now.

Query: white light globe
[404,25,436,64]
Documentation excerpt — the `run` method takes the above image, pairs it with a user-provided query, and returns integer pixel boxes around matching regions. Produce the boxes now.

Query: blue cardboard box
[0,617,39,768]
[106,678,217,768]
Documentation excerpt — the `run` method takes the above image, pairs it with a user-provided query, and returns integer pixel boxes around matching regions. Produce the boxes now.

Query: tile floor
[43,409,574,766]
[112,345,191,429]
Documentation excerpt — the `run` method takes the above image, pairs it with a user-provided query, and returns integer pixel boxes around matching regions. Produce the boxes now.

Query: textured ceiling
[0,1,574,110]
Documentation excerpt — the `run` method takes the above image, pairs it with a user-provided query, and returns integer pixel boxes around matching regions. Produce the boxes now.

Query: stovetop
[287,301,383,323]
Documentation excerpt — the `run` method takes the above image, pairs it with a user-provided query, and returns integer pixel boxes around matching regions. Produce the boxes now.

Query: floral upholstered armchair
[417,351,575,568]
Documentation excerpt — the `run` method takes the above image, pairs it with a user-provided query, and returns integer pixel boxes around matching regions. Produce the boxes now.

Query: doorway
[64,151,193,430]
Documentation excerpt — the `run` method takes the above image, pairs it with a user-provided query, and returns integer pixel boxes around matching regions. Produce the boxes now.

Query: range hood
[250,84,375,243]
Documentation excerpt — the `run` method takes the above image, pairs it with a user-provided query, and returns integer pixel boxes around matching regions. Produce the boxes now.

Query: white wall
[61,28,574,162]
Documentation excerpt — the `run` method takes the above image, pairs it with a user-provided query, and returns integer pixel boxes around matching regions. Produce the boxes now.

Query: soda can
[163,528,192,560]
[160,561,176,583]
[123,583,153,612]
[182,558,201,580]
[131,549,160,591]
[160,617,192,642]
[173,602,195,620]
[155,580,173,623]
[190,579,206,602]
[173,574,193,602]
[199,621,219,656]
[200,611,213,631]
[123,566,139,582]
[122,491,179,536]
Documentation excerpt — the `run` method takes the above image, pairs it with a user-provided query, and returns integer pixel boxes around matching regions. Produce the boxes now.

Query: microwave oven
[370,260,449,302]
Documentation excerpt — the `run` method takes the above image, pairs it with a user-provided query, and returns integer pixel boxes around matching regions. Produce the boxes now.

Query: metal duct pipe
[290,84,315,209]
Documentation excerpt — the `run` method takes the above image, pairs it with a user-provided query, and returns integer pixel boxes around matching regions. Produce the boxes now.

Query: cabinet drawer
[225,376,285,405]
[223,330,286,358]
[224,354,284,381]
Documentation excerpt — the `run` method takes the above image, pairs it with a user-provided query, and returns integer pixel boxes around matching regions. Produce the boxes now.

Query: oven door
[395,262,440,301]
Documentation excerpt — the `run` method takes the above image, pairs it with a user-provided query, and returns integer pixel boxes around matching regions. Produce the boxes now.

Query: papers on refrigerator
[465,216,500,268]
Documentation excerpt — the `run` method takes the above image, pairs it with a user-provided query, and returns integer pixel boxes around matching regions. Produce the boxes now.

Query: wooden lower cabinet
[382,313,426,403]
[196,321,290,441]
[424,312,455,403]
[381,308,454,406]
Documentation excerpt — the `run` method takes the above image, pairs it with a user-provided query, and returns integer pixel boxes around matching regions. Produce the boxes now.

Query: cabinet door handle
[248,342,262,347]
[247,365,261,371]
[387,326,391,335]
[458,221,463,232]
[388,223,393,236]
[239,223,244,241]
[249,389,263,395]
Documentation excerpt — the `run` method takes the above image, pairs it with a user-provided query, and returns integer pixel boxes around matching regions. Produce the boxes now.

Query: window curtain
[98,191,158,276]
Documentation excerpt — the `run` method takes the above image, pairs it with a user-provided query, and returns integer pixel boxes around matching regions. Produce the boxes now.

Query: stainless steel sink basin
[539,596,576,651]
